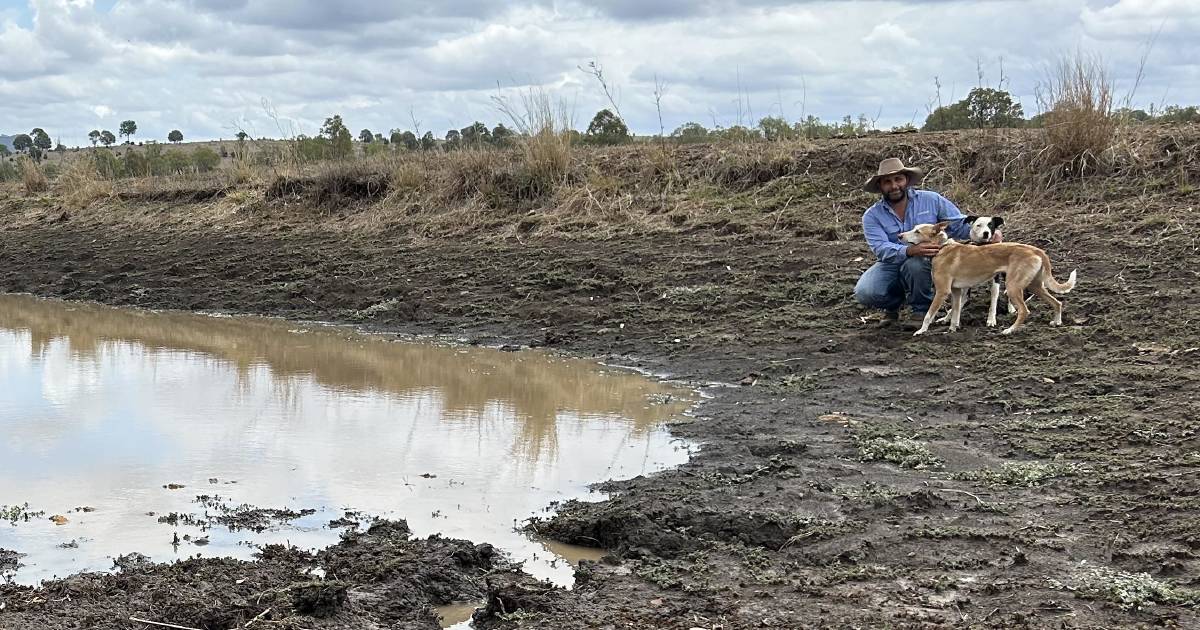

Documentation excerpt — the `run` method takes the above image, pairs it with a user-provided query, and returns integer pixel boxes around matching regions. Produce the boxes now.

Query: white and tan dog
[900,221,1077,336]
[935,215,1013,327]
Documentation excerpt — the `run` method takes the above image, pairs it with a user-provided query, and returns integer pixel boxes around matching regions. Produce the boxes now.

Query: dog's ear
[964,215,978,224]
[934,220,951,233]
[992,216,1005,228]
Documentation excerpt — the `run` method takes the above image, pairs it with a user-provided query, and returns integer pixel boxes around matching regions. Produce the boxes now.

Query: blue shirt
[861,188,970,265]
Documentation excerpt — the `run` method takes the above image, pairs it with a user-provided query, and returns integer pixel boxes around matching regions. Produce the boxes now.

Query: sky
[0,0,1197,146]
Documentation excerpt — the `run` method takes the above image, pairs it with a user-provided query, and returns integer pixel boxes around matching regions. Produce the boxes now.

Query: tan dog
[899,221,1077,336]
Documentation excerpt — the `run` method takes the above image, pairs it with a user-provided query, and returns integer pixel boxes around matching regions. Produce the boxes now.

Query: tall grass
[57,153,114,208]
[493,86,575,195]
[1035,52,1117,177]
[17,155,48,194]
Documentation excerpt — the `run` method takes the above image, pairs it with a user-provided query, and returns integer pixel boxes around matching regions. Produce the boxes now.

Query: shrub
[192,147,221,172]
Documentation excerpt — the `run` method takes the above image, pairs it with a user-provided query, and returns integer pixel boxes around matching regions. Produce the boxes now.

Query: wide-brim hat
[863,157,923,194]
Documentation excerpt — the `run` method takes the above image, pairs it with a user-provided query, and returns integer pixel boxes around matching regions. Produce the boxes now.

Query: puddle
[0,295,694,586]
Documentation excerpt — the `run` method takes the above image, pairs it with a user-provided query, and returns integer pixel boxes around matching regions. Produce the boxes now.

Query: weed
[854,435,943,469]
[18,155,48,194]
[1069,565,1199,610]
[955,461,1085,487]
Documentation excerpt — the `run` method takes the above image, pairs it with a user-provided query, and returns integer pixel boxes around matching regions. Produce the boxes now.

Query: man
[854,157,999,326]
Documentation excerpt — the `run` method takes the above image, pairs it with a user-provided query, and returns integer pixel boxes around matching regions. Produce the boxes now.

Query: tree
[30,128,52,152]
[12,134,32,153]
[443,129,461,150]
[389,129,404,145]
[374,132,386,144]
[757,116,795,141]
[491,124,514,146]
[100,130,116,147]
[459,121,491,148]
[923,87,1024,131]
[671,122,709,143]
[0,144,9,157]
[119,120,138,142]
[585,109,630,145]
[320,115,353,159]
[236,130,249,142]
[420,131,436,151]
[359,128,374,143]
[88,130,101,146]
[168,129,183,143]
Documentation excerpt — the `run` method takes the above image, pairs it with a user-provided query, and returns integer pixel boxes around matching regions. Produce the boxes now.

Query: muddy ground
[1,129,1199,629]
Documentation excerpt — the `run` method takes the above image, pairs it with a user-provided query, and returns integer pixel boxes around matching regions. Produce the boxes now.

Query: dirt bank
[2,128,1199,628]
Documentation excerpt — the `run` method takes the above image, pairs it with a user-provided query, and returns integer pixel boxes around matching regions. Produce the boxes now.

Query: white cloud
[862,23,918,49]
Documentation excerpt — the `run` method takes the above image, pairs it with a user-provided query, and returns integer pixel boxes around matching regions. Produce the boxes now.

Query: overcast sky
[1,0,1196,145]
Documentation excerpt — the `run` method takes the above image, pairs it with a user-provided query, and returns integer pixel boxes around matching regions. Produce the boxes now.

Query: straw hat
[863,157,923,194]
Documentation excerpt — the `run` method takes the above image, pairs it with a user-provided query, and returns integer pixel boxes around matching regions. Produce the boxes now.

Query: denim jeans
[854,256,933,315]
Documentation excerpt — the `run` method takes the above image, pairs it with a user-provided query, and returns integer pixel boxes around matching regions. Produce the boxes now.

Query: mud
[1,129,1199,628]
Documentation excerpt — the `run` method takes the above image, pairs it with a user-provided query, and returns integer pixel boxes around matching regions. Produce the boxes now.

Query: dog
[934,215,1013,327]
[899,221,1077,336]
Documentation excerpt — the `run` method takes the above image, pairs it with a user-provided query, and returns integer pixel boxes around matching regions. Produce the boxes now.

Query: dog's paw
[986,319,997,327]
[947,326,958,333]
[912,329,928,337]
[1001,326,1016,335]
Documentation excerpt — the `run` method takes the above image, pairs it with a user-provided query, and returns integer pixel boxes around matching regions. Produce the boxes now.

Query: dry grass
[56,154,115,209]
[493,86,575,196]
[18,156,48,194]
[1036,52,1118,177]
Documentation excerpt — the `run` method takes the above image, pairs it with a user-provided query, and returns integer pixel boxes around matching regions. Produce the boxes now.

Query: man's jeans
[854,256,933,315]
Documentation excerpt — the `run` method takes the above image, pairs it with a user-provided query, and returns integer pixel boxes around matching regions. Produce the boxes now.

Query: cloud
[862,23,918,49]
[0,0,1197,145]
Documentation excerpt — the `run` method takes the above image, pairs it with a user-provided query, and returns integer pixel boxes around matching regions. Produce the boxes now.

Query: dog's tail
[1037,251,1076,294]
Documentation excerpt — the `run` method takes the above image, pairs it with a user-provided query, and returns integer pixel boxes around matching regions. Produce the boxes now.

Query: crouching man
[854,158,988,326]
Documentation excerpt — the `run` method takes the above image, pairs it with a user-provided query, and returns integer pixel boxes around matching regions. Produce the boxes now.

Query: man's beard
[884,189,905,202]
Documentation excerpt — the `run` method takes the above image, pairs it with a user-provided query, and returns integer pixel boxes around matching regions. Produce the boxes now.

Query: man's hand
[906,242,941,257]
[990,229,1003,243]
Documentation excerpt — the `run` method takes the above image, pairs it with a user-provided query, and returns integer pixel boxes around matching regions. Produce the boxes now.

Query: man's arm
[863,212,908,264]
[935,193,972,240]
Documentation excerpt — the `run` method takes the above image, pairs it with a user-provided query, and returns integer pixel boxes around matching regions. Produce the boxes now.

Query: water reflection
[0,295,693,586]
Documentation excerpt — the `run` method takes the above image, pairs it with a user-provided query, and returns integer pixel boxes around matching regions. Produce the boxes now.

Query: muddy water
[0,295,693,587]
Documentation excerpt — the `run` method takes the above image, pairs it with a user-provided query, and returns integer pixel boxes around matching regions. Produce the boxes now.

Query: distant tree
[670,122,709,143]
[1157,105,1200,123]
[100,130,116,147]
[359,128,374,143]
[389,129,404,145]
[585,109,630,145]
[420,131,436,151]
[30,128,53,153]
[12,134,32,153]
[716,125,762,142]
[168,129,183,143]
[0,144,9,157]
[119,120,138,142]
[399,131,418,150]
[88,130,101,146]
[374,132,386,144]
[459,121,490,147]
[443,129,461,150]
[491,124,514,146]
[923,87,1024,131]
[757,116,795,141]
[320,115,353,159]
[236,130,249,142]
